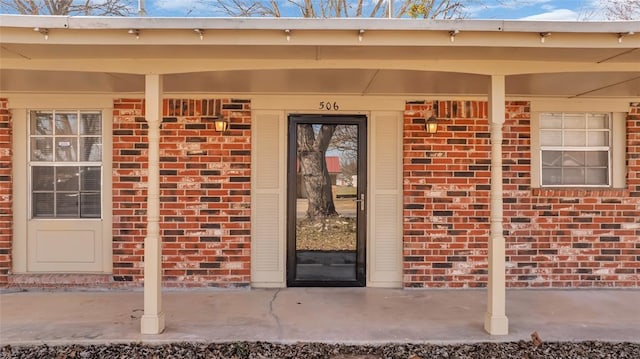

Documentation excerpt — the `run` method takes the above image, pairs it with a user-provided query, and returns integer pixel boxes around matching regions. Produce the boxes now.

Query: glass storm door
[287,115,367,287]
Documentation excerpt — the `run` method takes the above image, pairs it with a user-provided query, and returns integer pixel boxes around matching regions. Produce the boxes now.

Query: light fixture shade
[425,116,438,134]
[214,117,228,132]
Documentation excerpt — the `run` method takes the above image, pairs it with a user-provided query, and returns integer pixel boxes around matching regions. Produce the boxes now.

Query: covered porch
[1,15,639,337]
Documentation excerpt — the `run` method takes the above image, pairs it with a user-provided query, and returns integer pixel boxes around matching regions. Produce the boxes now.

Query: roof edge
[1,14,639,33]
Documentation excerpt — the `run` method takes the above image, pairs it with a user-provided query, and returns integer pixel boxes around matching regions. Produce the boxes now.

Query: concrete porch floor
[1,288,638,345]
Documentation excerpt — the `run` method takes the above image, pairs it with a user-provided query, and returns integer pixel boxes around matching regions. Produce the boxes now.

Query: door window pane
[80,137,102,161]
[55,113,78,135]
[56,167,79,191]
[80,113,102,135]
[31,138,53,162]
[55,137,78,162]
[81,166,101,191]
[30,111,53,135]
[81,193,101,218]
[56,193,79,217]
[32,167,54,191]
[32,193,54,218]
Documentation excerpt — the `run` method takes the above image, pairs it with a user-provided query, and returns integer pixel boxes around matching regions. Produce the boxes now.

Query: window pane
[542,151,562,166]
[542,168,562,185]
[30,111,53,135]
[80,113,102,135]
[56,167,79,191]
[81,166,101,191]
[32,193,54,218]
[563,168,585,185]
[55,113,78,135]
[32,166,54,191]
[81,193,101,218]
[586,168,608,185]
[563,152,585,167]
[30,138,53,162]
[80,137,102,161]
[564,131,586,146]
[588,113,609,129]
[56,193,79,217]
[55,137,78,162]
[564,113,586,129]
[586,151,609,167]
[540,130,562,146]
[540,113,562,129]
[587,131,609,146]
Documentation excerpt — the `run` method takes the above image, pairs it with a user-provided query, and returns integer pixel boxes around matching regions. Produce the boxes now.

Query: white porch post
[141,74,165,334]
[484,74,509,335]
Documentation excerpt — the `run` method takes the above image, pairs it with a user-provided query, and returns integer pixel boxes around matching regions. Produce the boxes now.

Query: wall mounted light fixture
[425,115,438,134]
[214,115,229,133]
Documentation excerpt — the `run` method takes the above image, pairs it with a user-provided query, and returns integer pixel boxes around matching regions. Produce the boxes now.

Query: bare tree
[207,0,469,18]
[602,0,640,20]
[0,0,135,15]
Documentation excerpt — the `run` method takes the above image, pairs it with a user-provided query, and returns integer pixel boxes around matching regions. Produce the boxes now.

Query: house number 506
[319,101,339,111]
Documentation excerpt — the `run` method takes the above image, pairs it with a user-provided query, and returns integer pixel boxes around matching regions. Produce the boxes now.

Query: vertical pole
[484,74,509,335]
[141,74,165,334]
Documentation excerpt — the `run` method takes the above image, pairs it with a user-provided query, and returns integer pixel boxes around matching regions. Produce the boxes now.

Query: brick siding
[113,98,251,287]
[0,99,11,285]
[403,100,640,288]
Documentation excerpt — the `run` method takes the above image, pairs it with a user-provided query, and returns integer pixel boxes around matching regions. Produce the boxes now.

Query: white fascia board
[1,15,637,34]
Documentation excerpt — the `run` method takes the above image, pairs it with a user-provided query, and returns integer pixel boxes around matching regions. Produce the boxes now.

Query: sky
[143,0,608,20]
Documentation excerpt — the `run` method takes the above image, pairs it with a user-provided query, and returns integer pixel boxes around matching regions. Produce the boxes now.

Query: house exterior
[0,15,638,335]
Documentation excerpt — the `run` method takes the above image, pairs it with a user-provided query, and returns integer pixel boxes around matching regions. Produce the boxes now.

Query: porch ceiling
[1,68,639,98]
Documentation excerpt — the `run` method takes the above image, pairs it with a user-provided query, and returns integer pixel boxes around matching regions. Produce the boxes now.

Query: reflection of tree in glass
[298,124,337,220]
[81,114,102,161]
[329,125,358,185]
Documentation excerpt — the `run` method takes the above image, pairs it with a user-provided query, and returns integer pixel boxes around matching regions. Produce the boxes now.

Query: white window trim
[531,111,626,189]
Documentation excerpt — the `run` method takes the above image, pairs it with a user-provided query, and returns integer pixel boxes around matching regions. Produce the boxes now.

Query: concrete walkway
[1,288,638,345]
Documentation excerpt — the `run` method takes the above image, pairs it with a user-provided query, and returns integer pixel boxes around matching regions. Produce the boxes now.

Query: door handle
[354,193,365,211]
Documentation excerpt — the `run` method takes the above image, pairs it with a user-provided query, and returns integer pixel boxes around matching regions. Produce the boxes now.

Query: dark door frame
[286,114,367,287]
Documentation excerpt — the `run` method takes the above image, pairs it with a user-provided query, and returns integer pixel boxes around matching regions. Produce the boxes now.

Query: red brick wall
[113,98,251,288]
[403,100,640,288]
[0,99,12,285]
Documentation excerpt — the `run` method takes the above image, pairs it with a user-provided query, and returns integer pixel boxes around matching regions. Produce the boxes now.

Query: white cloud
[520,9,580,21]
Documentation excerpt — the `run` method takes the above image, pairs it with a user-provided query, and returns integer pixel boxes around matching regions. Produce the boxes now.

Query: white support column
[484,74,509,335]
[141,74,165,334]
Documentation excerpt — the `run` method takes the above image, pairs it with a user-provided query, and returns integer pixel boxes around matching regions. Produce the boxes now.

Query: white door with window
[25,109,108,272]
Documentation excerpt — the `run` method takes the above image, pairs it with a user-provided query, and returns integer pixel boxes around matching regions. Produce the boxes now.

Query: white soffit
[2,68,639,98]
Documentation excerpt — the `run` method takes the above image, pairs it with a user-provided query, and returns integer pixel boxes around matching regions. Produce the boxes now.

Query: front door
[287,115,367,286]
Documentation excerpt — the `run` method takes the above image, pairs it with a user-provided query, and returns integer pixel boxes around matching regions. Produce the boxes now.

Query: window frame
[531,110,626,190]
[538,112,612,188]
[27,109,104,220]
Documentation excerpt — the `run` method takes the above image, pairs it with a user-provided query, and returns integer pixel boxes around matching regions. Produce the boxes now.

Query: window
[539,112,611,187]
[29,110,102,218]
